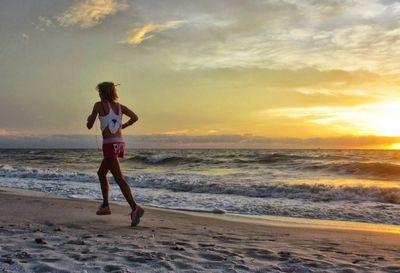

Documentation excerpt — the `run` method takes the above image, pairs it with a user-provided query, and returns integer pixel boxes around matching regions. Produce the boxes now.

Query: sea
[0,149,399,225]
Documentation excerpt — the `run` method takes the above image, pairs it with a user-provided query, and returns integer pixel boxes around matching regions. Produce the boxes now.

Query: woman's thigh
[98,158,110,177]
[107,157,124,181]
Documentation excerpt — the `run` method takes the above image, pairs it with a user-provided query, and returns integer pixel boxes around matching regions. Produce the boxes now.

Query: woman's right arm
[121,105,139,129]
[86,102,100,129]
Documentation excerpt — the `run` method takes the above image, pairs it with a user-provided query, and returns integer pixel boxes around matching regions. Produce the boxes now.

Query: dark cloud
[1,134,399,149]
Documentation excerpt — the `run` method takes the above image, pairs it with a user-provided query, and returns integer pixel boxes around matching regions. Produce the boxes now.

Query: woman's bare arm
[87,102,100,129]
[121,105,139,129]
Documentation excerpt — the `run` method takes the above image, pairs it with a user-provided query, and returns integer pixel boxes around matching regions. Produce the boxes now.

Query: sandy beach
[0,188,399,273]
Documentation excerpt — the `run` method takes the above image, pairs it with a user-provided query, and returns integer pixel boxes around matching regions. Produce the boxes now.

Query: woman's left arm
[86,102,100,129]
[121,105,139,129]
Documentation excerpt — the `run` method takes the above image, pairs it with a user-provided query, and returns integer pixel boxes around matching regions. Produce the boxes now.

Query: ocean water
[0,149,399,225]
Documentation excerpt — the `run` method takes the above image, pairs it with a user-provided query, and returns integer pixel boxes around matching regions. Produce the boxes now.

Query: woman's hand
[121,120,133,129]
[86,116,92,129]
[121,105,139,130]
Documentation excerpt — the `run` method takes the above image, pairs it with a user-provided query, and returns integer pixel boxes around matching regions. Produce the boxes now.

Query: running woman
[86,81,144,226]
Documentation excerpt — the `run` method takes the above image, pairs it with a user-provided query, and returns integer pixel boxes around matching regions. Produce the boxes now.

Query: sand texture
[0,188,399,273]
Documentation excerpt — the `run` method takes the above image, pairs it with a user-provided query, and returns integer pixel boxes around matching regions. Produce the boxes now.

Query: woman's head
[96,81,118,102]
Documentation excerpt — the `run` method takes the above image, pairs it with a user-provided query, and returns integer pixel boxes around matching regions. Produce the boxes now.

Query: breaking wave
[1,165,399,204]
[304,162,400,180]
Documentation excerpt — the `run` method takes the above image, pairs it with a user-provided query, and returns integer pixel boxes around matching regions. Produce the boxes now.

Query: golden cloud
[121,20,186,45]
[57,0,128,28]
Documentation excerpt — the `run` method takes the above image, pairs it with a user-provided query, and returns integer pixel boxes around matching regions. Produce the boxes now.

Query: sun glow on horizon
[268,102,400,138]
[318,102,400,137]
[389,143,400,150]
[361,103,400,137]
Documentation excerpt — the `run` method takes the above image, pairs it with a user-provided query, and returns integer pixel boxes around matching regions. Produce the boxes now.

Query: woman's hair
[96,81,118,102]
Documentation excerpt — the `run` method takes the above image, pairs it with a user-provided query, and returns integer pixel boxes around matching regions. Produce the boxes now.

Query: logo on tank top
[113,143,122,153]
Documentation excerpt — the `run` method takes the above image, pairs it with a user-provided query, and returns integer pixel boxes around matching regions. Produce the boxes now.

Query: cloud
[264,102,400,136]
[57,0,129,28]
[38,16,54,27]
[197,67,386,88]
[1,134,400,149]
[294,88,367,96]
[0,129,22,137]
[131,0,400,73]
[32,16,54,31]
[21,33,29,40]
[121,20,186,45]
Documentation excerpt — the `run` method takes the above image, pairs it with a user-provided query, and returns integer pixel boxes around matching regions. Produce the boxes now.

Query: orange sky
[1,0,400,148]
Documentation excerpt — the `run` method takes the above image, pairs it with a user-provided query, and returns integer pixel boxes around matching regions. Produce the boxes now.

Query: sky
[1,0,400,148]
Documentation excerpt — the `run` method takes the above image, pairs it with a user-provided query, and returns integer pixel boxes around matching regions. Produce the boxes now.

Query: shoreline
[2,186,399,234]
[2,148,400,226]
[0,187,399,272]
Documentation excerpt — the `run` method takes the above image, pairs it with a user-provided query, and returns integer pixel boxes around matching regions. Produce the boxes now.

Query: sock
[101,201,109,208]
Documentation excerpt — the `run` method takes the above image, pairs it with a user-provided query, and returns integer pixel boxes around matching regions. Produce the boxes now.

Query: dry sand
[0,188,399,273]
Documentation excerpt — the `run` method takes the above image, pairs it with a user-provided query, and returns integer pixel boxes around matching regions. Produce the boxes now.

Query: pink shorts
[102,138,125,158]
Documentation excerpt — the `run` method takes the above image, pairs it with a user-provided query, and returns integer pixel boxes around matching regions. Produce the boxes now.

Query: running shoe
[130,205,144,227]
[96,206,111,215]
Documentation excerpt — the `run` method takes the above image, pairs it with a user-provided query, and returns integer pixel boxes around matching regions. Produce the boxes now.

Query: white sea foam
[1,165,399,204]
[1,149,400,225]
[1,163,400,225]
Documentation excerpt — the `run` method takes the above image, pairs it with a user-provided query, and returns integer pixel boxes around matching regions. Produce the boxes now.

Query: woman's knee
[97,169,107,178]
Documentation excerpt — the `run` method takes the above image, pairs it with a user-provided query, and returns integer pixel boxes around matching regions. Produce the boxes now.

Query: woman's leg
[97,158,110,206]
[108,157,136,210]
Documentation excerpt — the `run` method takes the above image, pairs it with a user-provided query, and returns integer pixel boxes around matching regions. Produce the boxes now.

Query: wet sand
[0,188,399,273]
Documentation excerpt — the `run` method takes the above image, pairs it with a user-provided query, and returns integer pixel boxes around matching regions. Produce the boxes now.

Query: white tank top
[99,102,122,134]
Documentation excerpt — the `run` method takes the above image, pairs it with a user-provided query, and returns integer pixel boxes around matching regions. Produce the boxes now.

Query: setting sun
[267,102,400,141]
[389,143,400,149]
[366,103,400,137]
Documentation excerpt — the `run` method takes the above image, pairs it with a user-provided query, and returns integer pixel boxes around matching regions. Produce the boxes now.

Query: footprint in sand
[233,264,250,271]
[65,239,85,245]
[198,243,215,248]
[170,260,196,270]
[14,251,31,259]
[170,245,185,251]
[340,268,357,273]
[42,258,62,263]
[319,246,337,252]
[34,238,47,245]
[384,265,400,272]
[244,247,277,261]
[31,263,69,273]
[198,252,226,262]
[278,251,291,260]
[103,264,130,272]
[125,252,154,263]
